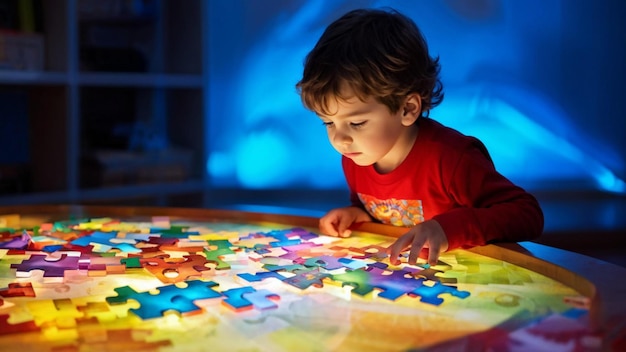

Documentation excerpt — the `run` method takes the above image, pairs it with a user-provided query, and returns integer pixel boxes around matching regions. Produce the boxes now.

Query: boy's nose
[332,130,352,145]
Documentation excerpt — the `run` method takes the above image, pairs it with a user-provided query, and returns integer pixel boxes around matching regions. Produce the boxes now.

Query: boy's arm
[433,146,544,251]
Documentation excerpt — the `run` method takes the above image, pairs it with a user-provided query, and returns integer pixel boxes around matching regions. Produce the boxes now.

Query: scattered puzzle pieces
[4,215,582,352]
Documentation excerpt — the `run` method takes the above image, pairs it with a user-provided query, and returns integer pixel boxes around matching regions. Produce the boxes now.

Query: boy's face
[317,87,419,173]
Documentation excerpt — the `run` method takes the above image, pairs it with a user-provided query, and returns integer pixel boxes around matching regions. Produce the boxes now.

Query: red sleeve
[432,145,544,250]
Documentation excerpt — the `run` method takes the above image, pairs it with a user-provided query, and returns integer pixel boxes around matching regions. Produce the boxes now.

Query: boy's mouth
[343,152,362,158]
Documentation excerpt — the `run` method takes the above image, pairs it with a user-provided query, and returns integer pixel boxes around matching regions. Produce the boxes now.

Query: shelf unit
[0,0,209,207]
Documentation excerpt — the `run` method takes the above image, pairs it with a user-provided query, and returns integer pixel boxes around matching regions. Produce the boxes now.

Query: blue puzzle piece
[238,271,286,282]
[270,239,302,247]
[338,257,368,270]
[106,280,222,319]
[222,286,255,310]
[71,231,141,253]
[409,281,470,305]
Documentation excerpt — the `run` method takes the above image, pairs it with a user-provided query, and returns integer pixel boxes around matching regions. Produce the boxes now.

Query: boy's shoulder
[419,117,474,145]
[418,117,491,161]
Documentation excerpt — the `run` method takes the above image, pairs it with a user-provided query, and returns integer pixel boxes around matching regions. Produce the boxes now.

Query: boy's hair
[296,8,443,117]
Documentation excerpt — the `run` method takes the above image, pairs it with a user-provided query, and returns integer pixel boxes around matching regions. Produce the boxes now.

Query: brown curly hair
[296,8,443,117]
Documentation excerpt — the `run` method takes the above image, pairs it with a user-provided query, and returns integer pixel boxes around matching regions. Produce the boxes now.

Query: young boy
[295,8,543,266]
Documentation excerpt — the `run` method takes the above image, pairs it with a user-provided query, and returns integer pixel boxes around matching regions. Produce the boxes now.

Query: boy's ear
[401,94,422,126]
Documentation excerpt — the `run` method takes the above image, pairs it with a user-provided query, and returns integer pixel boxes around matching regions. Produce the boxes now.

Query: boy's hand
[386,220,448,266]
[319,206,372,238]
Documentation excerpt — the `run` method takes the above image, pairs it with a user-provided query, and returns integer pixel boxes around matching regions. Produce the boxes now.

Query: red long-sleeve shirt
[343,117,543,250]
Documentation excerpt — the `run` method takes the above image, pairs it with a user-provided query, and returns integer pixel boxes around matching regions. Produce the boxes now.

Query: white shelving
[0,0,209,207]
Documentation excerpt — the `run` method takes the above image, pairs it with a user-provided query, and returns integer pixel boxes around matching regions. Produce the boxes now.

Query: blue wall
[207,0,626,194]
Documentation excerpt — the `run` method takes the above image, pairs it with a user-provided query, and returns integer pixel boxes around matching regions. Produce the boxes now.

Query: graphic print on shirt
[358,193,424,227]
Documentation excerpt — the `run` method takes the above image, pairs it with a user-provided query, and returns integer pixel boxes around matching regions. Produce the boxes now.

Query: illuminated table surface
[0,205,625,351]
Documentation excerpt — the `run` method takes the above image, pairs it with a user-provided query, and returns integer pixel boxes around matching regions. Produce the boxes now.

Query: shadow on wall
[206,0,625,194]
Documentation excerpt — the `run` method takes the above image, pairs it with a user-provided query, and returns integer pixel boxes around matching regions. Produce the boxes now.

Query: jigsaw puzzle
[0,212,594,351]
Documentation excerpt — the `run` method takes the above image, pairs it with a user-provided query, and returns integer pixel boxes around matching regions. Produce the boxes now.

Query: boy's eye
[350,121,366,128]
[322,121,334,127]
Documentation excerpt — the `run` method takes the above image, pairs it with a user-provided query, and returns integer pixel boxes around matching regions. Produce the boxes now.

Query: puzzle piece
[262,263,307,272]
[0,314,40,335]
[30,235,67,251]
[303,255,345,270]
[237,271,286,282]
[364,263,425,300]
[0,230,31,249]
[331,269,376,295]
[84,257,126,277]
[412,266,457,284]
[71,231,141,253]
[27,298,84,328]
[338,257,369,270]
[222,286,255,311]
[139,254,211,283]
[11,253,80,277]
[151,216,171,229]
[75,328,172,351]
[242,289,280,310]
[106,280,222,319]
[348,244,388,259]
[121,257,142,268]
[203,239,235,270]
[0,282,36,297]
[269,238,302,247]
[283,267,331,290]
[409,281,470,305]
[330,263,437,300]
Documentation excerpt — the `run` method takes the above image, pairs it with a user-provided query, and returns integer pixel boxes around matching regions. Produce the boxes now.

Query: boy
[295,8,543,266]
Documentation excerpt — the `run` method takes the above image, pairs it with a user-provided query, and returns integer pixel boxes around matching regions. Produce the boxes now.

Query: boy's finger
[386,237,407,265]
[337,217,353,237]
[428,242,441,266]
[319,218,339,237]
[408,234,426,265]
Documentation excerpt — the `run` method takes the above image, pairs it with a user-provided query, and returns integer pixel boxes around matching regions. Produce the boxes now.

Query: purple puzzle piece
[366,263,425,300]
[0,230,31,249]
[11,254,80,277]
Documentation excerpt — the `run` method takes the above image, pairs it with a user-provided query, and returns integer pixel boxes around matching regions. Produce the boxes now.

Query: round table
[0,205,624,351]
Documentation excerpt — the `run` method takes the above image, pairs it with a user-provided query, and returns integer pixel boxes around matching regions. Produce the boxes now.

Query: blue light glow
[207,0,626,195]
